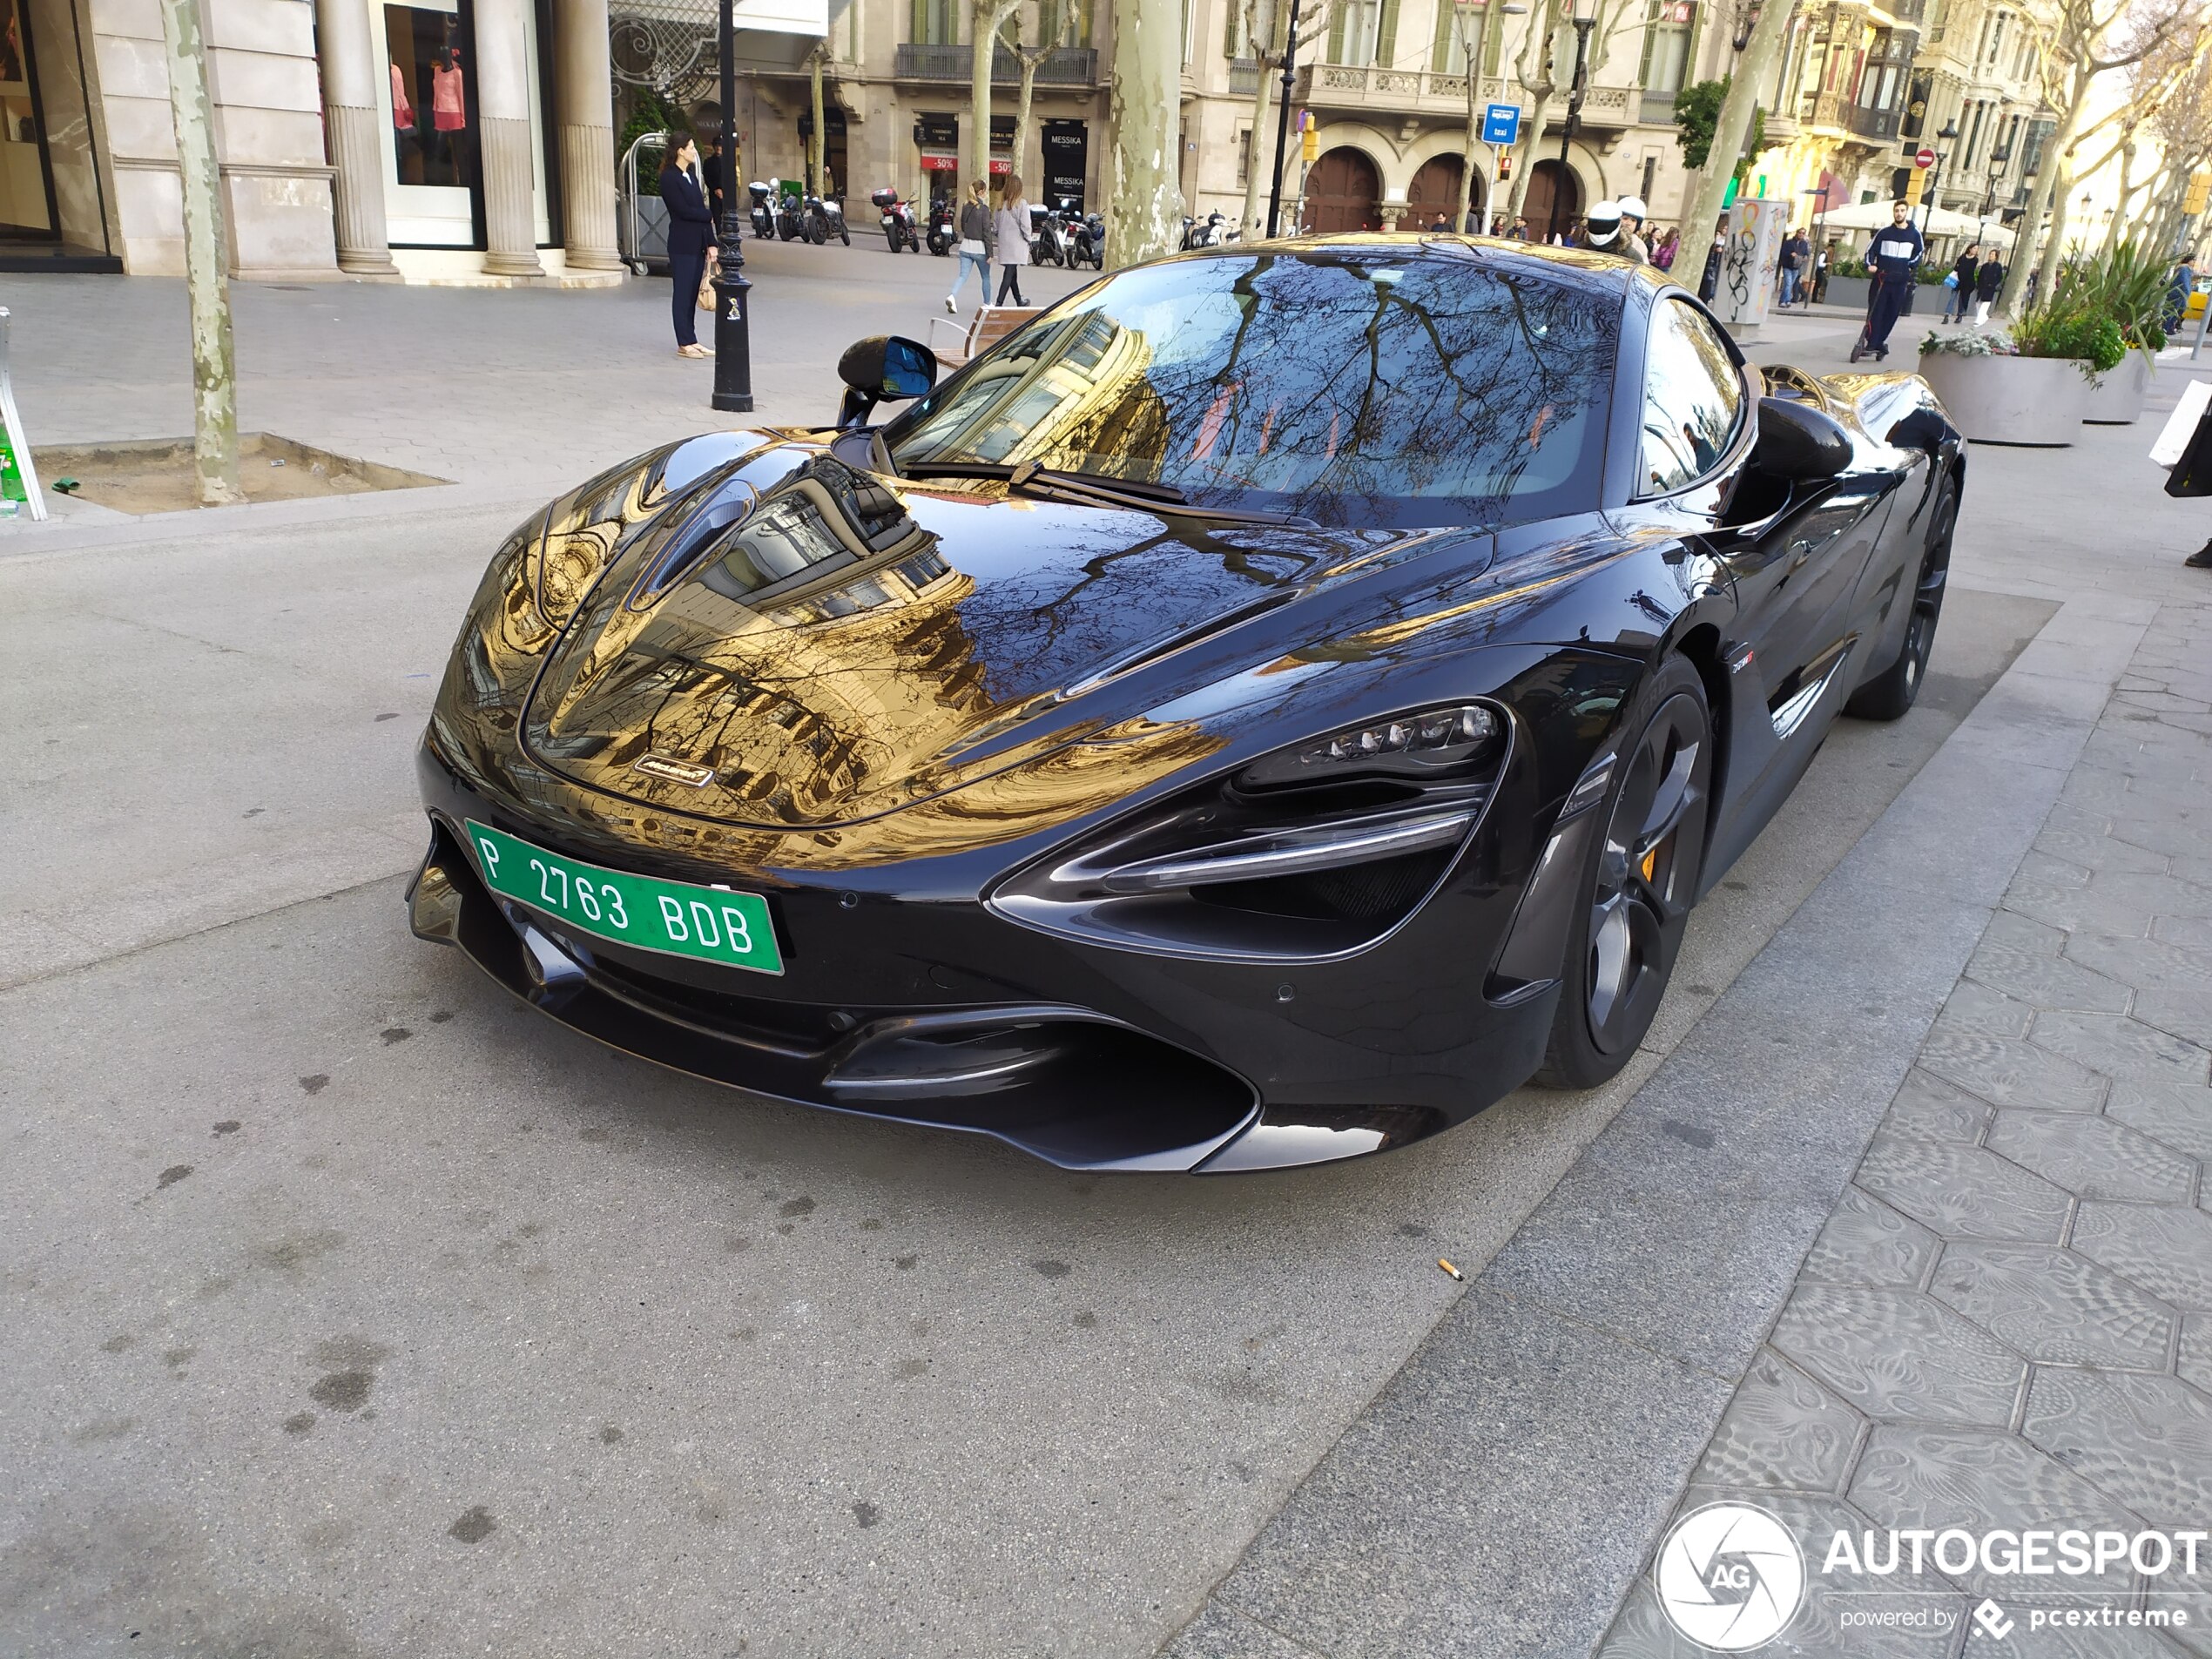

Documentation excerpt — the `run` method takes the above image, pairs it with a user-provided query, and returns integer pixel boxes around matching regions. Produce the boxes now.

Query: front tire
[1846,473,1956,721]
[1534,656,1713,1090]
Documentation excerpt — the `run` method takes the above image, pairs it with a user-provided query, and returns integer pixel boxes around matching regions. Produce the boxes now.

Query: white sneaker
[945,295,956,314]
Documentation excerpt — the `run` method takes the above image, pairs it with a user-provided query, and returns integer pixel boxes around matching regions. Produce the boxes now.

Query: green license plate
[465,820,784,975]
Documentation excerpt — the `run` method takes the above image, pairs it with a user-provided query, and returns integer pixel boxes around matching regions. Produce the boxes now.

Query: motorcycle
[1181,211,1232,250]
[803,191,850,246]
[925,195,957,256]
[1069,207,1104,270]
[772,183,804,241]
[873,187,920,253]
[747,181,775,241]
[1029,202,1069,267]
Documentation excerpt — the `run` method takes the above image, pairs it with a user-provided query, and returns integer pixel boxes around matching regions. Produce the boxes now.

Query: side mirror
[1752,395,1851,482]
[836,335,938,430]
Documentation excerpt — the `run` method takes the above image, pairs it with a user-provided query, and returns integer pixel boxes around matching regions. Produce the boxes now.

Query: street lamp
[1919,117,1957,238]
[710,0,754,413]
[1730,0,1757,53]
[1546,0,1598,246]
[1265,0,1305,239]
[1977,141,2011,246]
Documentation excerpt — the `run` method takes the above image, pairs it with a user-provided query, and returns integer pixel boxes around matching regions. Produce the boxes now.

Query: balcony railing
[1229,57,1261,95]
[892,43,1098,84]
[1849,104,1901,142]
[1297,63,1634,124]
[1640,91,1677,125]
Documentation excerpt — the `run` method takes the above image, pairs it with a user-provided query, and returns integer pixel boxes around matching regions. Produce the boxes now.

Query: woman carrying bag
[946,179,993,314]
[659,135,717,360]
[994,175,1034,307]
[2154,378,2212,569]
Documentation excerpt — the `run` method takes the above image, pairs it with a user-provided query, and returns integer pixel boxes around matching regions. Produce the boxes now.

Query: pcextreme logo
[1654,1502,1807,1651]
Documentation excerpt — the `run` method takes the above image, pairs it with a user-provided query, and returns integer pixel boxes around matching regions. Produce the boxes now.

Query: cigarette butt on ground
[1438,1258,1464,1281]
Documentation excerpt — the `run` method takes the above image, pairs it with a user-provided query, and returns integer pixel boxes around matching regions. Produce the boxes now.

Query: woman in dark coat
[1972,254,2004,328]
[659,134,715,359]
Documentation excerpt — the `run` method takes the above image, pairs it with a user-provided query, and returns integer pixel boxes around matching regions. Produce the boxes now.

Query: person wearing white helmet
[1617,194,1651,264]
[1581,199,1623,253]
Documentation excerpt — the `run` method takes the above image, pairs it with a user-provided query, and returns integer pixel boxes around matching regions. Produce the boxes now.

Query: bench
[927,304,1042,369]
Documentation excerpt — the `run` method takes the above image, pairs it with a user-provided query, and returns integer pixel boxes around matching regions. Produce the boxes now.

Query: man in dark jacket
[1778,227,1811,306]
[2167,256,2195,334]
[1851,200,1925,361]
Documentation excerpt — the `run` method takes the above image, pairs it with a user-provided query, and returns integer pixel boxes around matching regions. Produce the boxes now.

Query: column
[553,0,621,269]
[473,0,544,276]
[312,0,400,274]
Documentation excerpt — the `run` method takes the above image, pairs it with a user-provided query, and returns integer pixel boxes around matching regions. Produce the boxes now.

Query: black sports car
[411,236,1962,1171]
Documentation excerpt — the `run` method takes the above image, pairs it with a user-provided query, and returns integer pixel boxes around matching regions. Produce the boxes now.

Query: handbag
[1943,271,1959,289]
[2153,378,2212,482]
[697,271,716,313]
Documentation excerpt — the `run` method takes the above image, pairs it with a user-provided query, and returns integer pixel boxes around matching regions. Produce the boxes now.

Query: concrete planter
[2082,352,2152,424]
[1824,275,1870,311]
[1915,351,2092,446]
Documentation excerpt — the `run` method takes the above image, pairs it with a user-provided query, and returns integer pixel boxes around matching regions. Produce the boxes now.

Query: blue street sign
[1482,104,1521,147]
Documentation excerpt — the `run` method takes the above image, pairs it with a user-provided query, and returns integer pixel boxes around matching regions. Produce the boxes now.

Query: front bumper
[410,738,1563,1172]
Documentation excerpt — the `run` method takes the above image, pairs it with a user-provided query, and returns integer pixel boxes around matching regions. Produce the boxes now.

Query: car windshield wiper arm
[897,459,1310,526]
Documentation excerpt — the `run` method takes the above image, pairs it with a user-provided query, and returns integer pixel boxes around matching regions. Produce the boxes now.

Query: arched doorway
[1521,158,1581,241]
[1305,147,1382,233]
[1406,155,1483,229]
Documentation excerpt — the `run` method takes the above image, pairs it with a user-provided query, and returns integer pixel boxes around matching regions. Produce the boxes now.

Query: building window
[909,0,954,44]
[1641,0,1694,95]
[1431,0,1487,76]
[1040,0,1089,47]
[1327,0,1399,65]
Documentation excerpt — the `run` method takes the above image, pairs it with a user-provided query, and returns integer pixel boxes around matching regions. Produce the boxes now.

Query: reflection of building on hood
[1582,200,1622,250]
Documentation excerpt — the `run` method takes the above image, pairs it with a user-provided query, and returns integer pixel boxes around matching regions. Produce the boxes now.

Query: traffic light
[1498,154,1512,179]
[1299,110,1318,164]
[2188,171,2212,216]
[1904,167,1926,207]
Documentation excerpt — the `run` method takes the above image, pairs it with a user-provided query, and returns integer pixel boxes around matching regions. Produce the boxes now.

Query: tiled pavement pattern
[1600,595,2212,1658]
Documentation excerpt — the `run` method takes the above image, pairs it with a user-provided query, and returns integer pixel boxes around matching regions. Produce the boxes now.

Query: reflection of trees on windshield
[894,252,1617,528]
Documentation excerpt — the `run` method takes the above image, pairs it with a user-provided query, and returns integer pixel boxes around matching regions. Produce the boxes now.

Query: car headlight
[987,702,1510,961]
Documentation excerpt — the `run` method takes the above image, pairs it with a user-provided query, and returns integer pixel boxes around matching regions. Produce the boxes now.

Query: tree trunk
[1502,84,1555,222]
[1015,49,1044,186]
[1500,3,1558,224]
[2000,66,2090,317]
[2103,135,2136,254]
[1107,0,1181,266]
[1239,44,1278,234]
[1676,0,1796,277]
[1460,83,1483,231]
[966,0,998,185]
[158,0,239,506]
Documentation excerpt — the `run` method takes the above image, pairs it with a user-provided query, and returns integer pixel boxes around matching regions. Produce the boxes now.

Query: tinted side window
[1637,300,1743,496]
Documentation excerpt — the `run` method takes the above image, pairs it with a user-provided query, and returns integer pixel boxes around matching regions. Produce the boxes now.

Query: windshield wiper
[898,459,1311,526]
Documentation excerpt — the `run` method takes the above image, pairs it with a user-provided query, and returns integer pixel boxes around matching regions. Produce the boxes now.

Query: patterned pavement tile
[1770,1285,2026,1426]
[1989,908,2074,956]
[2134,988,2212,1053]
[2022,1369,2212,1528]
[2072,1203,2212,1310]
[1918,1028,2110,1114]
[1929,1243,2174,1369]
[1690,1352,1865,1494]
[1963,944,2137,1015]
[2180,1316,2212,1398]
[1936,979,2038,1039]
[1885,1069,1995,1144]
[1801,1187,1944,1288]
[1848,1426,2143,1598]
[1857,1135,2074,1242]
[2033,826,2174,875]
[2106,1079,2212,1162]
[2027,1012,2212,1089]
[1985,1111,2197,1203]
[2155,916,2212,952]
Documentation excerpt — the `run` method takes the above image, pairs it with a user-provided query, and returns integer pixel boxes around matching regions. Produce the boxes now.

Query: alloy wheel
[1585,691,1708,1055]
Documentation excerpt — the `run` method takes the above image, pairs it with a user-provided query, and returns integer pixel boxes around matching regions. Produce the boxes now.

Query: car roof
[1165,232,1665,303]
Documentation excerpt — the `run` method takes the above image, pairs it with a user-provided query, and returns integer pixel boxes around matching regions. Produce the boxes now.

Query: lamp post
[1264,0,1304,239]
[710,0,753,413]
[1919,117,1957,238]
[1976,142,2011,247]
[1545,0,1597,246]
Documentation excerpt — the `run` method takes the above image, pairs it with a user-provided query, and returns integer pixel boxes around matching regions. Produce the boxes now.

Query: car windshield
[887,248,1618,528]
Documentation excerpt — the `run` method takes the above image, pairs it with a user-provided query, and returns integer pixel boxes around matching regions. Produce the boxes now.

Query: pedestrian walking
[1943,243,1979,323]
[993,175,1034,306]
[2154,380,2212,568]
[945,178,993,314]
[658,133,715,360]
[2166,254,2195,334]
[1698,231,1725,302]
[1652,226,1679,271]
[1973,253,2004,327]
[1851,200,1924,362]
[1778,226,1811,306]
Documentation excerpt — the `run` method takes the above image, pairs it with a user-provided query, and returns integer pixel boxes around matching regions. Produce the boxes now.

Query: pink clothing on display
[390,61,413,128]
[432,62,465,131]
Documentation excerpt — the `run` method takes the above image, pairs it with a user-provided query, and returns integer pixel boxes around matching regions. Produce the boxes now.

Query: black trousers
[671,249,706,347]
[995,262,1027,305]
[1865,274,1909,353]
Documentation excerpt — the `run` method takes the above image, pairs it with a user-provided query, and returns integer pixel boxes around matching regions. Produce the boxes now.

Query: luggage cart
[617,129,675,277]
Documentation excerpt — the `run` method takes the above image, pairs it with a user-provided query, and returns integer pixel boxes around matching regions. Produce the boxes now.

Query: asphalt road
[0,476,2050,1656]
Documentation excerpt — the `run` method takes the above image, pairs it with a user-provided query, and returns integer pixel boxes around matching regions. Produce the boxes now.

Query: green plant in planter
[2010,305,2128,375]
[1920,328,2013,357]
[2056,237,2170,362]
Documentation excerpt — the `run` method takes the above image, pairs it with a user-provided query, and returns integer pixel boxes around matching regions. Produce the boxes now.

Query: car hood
[520,449,1486,832]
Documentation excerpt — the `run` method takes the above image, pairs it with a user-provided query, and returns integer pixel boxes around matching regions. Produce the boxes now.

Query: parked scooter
[1028,202,1070,267]
[925,195,957,256]
[772,183,805,241]
[1181,211,1232,250]
[1069,207,1104,269]
[873,187,921,253]
[747,181,776,241]
[803,190,850,246]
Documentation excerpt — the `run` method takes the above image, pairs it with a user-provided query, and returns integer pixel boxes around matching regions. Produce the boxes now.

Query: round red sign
[1914,146,1936,168]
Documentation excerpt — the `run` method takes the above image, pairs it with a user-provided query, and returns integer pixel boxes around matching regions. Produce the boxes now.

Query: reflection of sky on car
[894,252,1618,528]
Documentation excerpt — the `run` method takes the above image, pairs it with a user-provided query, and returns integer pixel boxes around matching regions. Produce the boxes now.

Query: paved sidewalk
[1598,596,2212,1658]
